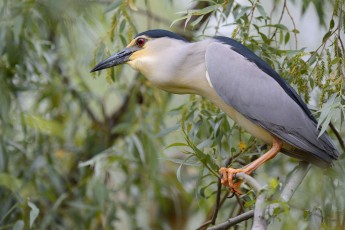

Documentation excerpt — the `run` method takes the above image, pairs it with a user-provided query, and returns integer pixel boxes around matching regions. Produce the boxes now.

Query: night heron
[91,29,339,193]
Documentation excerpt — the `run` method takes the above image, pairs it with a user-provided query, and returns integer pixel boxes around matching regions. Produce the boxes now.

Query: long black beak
[90,47,137,72]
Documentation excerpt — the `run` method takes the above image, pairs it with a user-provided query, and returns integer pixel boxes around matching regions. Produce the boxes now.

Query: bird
[91,29,339,193]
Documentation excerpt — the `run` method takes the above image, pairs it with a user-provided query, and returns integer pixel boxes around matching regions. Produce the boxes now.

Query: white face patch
[206,71,214,88]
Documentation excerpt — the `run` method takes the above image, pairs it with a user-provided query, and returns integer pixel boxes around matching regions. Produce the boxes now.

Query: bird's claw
[219,167,245,195]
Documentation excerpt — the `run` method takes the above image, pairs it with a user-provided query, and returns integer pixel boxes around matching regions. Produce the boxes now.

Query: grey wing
[205,42,338,166]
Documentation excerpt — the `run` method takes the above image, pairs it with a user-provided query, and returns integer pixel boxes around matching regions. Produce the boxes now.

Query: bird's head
[91,29,213,94]
[91,29,189,78]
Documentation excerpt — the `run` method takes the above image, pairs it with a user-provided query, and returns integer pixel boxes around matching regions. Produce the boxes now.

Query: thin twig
[306,28,339,63]
[61,75,101,126]
[284,1,298,49]
[197,153,237,229]
[207,210,255,230]
[270,0,286,40]
[205,173,262,229]
[243,0,258,44]
[197,194,230,230]
[197,220,213,230]
[234,193,245,214]
[336,2,345,55]
[336,33,345,55]
[196,179,223,230]
[211,179,224,224]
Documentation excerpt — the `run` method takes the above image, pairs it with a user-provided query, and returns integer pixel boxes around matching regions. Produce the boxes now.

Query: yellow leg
[219,137,282,194]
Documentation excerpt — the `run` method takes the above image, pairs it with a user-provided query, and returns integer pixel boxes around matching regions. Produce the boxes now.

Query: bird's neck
[132,40,215,95]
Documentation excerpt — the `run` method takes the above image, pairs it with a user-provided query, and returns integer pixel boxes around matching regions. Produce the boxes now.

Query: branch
[252,190,268,230]
[253,161,311,229]
[235,172,262,194]
[280,161,311,202]
[196,178,224,230]
[207,173,262,230]
[197,153,244,230]
[61,72,101,126]
[284,1,298,49]
[207,210,255,230]
[270,0,286,40]
[208,161,311,230]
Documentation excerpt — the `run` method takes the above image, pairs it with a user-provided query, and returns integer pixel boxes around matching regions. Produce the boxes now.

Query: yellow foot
[219,167,246,195]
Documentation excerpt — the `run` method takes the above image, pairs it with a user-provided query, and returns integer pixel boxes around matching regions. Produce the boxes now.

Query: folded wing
[205,41,339,167]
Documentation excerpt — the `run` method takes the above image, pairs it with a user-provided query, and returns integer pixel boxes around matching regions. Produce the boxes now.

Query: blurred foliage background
[0,0,344,229]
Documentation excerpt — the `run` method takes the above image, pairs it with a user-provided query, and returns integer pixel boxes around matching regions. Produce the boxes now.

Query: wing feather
[205,42,339,166]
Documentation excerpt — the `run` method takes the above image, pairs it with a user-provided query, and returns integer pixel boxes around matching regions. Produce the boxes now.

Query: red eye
[136,38,146,47]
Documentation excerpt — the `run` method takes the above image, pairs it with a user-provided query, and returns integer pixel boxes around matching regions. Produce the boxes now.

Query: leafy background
[0,0,344,229]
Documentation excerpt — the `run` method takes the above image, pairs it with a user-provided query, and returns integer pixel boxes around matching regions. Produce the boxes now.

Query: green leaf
[317,94,336,127]
[285,32,290,44]
[24,114,64,139]
[190,15,204,28]
[119,20,126,33]
[176,155,194,183]
[330,57,340,65]
[162,157,200,166]
[156,124,180,137]
[13,16,23,45]
[234,7,251,21]
[269,178,279,189]
[319,114,332,137]
[195,0,218,4]
[131,134,146,164]
[28,201,39,228]
[120,34,127,47]
[111,123,133,135]
[193,4,220,16]
[105,0,122,13]
[292,29,300,34]
[304,210,311,220]
[13,220,24,230]
[317,94,341,137]
[95,42,106,63]
[322,31,332,43]
[199,181,217,198]
[264,24,288,30]
[307,52,317,65]
[185,14,192,28]
[259,32,269,43]
[0,173,22,192]
[256,4,267,18]
[330,18,334,29]
[170,15,188,27]
[106,64,115,83]
[197,138,213,149]
[165,142,188,149]
[244,199,256,208]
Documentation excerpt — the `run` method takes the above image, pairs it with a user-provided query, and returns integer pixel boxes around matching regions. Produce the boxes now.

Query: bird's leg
[219,137,282,194]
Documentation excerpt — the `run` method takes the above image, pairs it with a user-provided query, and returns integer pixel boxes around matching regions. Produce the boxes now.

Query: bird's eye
[136,38,146,47]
